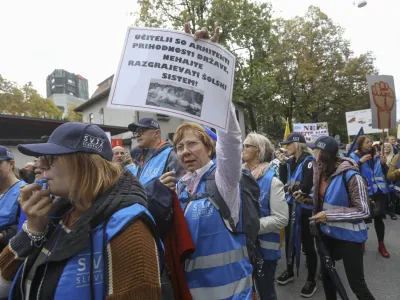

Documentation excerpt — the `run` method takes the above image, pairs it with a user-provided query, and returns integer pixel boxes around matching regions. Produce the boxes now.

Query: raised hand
[371,81,395,128]
[184,23,221,42]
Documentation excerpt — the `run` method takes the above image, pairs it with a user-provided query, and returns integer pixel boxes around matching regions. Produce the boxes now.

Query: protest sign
[111,138,123,148]
[366,75,396,129]
[293,122,329,142]
[345,109,381,136]
[107,27,236,131]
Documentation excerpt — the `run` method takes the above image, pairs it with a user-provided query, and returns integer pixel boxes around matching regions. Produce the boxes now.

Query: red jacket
[164,193,195,300]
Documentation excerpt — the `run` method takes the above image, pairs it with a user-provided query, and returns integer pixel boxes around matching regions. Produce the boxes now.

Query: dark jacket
[279,152,314,194]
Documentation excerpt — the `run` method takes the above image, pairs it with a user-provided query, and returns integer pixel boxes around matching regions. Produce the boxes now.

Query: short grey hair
[246,132,274,163]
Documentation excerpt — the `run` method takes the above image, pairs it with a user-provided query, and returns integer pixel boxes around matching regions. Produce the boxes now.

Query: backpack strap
[205,169,238,233]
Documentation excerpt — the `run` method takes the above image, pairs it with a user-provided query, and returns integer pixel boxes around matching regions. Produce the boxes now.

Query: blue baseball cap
[0,146,14,161]
[128,118,160,132]
[310,136,338,155]
[18,122,113,161]
[281,133,306,145]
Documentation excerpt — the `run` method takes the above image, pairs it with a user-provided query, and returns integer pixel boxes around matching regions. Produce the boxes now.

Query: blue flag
[346,127,364,157]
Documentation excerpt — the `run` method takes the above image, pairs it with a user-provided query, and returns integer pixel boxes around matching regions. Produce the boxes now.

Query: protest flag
[280,118,291,247]
[282,119,291,149]
[346,127,364,157]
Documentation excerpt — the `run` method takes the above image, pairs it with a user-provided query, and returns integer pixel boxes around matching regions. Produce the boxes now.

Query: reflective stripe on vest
[320,169,368,243]
[285,156,314,207]
[0,181,25,229]
[189,274,253,300]
[136,147,173,187]
[257,169,281,261]
[185,246,248,272]
[12,204,163,300]
[178,164,253,300]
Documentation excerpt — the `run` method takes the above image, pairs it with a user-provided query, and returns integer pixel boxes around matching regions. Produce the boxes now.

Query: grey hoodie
[313,157,370,222]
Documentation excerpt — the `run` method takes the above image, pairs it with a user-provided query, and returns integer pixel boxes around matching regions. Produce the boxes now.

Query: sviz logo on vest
[144,167,160,177]
[316,142,326,149]
[76,252,103,288]
[259,191,270,205]
[82,134,104,152]
[191,201,214,219]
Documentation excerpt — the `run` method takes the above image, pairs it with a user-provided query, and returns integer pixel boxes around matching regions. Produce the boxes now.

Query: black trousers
[319,235,375,300]
[285,205,317,282]
[370,193,386,243]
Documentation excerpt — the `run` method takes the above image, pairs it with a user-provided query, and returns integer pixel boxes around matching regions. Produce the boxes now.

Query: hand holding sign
[371,81,395,128]
[184,23,221,42]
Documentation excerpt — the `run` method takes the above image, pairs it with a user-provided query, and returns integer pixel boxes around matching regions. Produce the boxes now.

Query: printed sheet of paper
[345,109,381,136]
[293,122,329,142]
[108,27,236,131]
[366,75,396,129]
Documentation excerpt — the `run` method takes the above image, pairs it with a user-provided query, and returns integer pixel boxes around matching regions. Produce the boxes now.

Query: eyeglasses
[242,144,257,150]
[133,128,151,138]
[176,141,202,153]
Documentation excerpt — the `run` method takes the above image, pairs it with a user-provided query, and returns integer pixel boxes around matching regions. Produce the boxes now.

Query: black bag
[144,179,174,240]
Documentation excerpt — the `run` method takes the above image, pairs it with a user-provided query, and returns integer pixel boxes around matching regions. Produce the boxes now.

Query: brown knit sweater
[0,220,161,300]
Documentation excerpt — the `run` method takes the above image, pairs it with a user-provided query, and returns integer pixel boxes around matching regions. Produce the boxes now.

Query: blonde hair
[384,142,394,164]
[246,132,274,163]
[294,142,314,156]
[56,153,123,202]
[173,122,215,156]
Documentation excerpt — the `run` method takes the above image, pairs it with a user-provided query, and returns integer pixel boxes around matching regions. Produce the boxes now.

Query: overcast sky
[1,0,399,112]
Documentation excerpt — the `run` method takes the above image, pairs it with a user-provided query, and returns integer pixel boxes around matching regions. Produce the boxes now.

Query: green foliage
[0,75,63,120]
[134,3,377,141]
[67,104,83,122]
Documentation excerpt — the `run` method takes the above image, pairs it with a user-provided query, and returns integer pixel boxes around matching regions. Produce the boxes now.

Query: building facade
[46,69,89,115]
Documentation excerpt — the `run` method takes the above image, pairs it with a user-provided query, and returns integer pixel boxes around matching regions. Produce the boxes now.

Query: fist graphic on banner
[371,81,395,128]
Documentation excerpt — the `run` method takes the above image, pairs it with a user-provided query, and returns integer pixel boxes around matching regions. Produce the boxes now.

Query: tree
[0,75,63,120]
[67,104,83,122]
[269,6,377,139]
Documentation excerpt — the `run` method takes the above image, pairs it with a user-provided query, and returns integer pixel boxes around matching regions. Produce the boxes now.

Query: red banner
[111,138,123,148]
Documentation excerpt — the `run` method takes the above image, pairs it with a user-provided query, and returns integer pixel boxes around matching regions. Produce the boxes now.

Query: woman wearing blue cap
[311,136,374,300]
[0,146,25,252]
[0,123,163,299]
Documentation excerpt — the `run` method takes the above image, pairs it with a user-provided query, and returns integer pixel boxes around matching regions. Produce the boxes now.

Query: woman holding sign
[350,135,390,258]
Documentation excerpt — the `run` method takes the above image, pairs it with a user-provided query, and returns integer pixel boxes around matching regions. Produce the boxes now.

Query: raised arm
[215,103,242,225]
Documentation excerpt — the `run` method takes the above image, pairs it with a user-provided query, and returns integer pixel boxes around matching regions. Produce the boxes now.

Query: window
[89,113,94,123]
[68,92,74,96]
[67,79,75,86]
[99,108,104,124]
[52,85,55,90]
[51,78,55,83]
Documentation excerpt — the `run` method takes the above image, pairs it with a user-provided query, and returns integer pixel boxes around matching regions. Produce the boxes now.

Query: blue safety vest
[319,170,368,243]
[257,169,281,261]
[125,164,137,175]
[393,158,400,195]
[0,181,24,230]
[286,156,314,209]
[177,165,253,300]
[350,153,388,195]
[10,204,163,300]
[130,147,173,186]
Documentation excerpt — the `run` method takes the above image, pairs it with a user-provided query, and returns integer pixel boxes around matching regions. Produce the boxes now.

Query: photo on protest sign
[293,122,329,142]
[107,27,236,131]
[146,79,204,117]
[345,109,380,136]
[366,75,396,129]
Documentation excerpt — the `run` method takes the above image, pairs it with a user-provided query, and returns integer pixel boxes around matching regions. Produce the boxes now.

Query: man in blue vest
[128,118,184,187]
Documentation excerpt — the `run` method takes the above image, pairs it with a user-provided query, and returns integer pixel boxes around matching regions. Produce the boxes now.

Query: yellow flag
[280,118,290,247]
[282,118,290,149]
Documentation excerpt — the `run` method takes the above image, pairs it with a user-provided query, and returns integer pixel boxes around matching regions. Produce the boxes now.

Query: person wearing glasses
[276,133,318,298]
[242,133,288,300]
[128,118,184,187]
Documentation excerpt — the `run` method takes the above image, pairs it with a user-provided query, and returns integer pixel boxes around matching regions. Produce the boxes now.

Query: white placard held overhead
[293,122,329,142]
[366,75,396,129]
[345,109,381,136]
[107,27,236,131]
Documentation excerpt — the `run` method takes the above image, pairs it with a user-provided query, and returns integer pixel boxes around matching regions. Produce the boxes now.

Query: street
[276,217,400,299]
